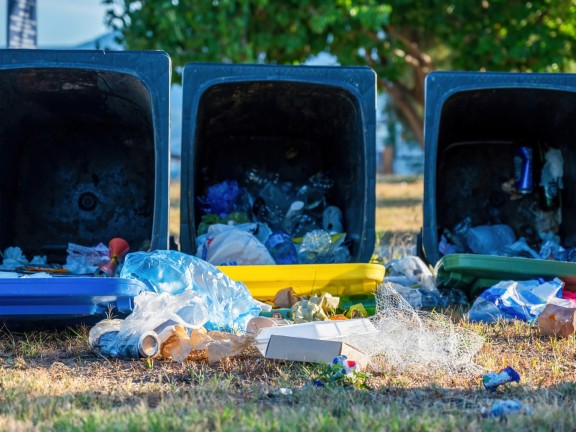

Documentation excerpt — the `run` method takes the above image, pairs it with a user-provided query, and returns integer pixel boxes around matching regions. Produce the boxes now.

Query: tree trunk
[381,145,394,175]
[382,79,425,149]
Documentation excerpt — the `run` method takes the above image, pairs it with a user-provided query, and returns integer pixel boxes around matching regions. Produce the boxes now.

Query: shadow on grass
[377,197,422,208]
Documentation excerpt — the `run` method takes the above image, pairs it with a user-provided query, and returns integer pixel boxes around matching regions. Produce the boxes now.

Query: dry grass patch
[1,319,576,431]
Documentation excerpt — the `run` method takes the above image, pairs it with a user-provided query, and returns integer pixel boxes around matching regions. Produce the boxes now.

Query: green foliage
[103,0,576,144]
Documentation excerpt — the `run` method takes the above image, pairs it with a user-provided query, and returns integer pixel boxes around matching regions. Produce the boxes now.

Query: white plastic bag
[196,224,275,266]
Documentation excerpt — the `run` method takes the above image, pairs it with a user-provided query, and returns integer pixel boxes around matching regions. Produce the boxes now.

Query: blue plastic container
[422,71,576,265]
[180,63,377,263]
[0,277,147,328]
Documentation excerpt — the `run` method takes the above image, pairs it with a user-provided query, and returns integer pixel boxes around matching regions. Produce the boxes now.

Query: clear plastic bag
[120,250,261,332]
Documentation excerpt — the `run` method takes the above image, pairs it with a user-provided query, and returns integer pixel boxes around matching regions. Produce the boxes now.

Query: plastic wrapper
[63,242,109,274]
[454,218,516,255]
[0,246,28,270]
[467,278,564,323]
[198,179,244,217]
[385,256,436,291]
[120,250,261,332]
[196,224,275,266]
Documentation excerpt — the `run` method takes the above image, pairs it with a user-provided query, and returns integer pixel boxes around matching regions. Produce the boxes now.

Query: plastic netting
[343,281,485,374]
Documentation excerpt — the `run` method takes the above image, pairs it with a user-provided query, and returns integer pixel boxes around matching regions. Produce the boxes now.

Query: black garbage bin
[179,63,377,263]
[0,49,171,262]
[423,71,576,267]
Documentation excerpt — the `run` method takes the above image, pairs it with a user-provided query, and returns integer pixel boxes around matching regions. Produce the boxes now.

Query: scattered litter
[97,238,130,277]
[467,278,563,323]
[484,399,532,418]
[90,291,209,359]
[454,217,516,256]
[278,388,293,396]
[384,256,444,309]
[332,354,361,376]
[273,287,299,308]
[29,256,47,266]
[505,238,540,259]
[482,366,521,392]
[188,328,254,363]
[0,247,28,270]
[64,242,109,275]
[21,272,52,279]
[291,293,339,323]
[245,316,290,337]
[538,301,576,338]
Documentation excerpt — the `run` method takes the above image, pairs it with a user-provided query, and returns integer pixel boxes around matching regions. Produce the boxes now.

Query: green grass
[1,321,576,432]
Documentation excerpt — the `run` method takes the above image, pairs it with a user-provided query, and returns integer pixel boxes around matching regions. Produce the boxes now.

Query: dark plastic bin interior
[0,50,171,262]
[180,63,377,263]
[423,72,576,266]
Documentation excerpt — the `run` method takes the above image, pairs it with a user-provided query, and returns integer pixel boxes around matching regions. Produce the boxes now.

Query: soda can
[513,146,533,194]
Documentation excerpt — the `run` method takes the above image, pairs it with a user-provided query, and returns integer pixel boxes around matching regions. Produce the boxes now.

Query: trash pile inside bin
[195,170,351,266]
[438,143,574,262]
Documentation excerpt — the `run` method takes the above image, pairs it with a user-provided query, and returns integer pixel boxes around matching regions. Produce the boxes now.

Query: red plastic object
[98,238,130,277]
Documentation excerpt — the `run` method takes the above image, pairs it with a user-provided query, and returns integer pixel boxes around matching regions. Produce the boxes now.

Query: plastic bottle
[282,200,305,235]
[254,176,290,227]
[455,218,516,255]
[298,229,333,263]
[465,224,516,255]
[265,230,298,264]
[322,206,344,234]
[296,184,326,216]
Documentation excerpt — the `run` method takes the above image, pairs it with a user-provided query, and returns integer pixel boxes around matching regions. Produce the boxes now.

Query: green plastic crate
[435,253,576,298]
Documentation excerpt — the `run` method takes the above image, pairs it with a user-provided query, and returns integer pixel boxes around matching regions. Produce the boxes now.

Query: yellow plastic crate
[218,263,385,303]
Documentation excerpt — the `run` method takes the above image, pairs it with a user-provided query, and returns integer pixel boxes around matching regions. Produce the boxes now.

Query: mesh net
[343,281,485,375]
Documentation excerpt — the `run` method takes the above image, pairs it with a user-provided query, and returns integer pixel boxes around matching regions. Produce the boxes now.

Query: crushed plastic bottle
[483,366,521,392]
[298,230,333,264]
[265,230,298,264]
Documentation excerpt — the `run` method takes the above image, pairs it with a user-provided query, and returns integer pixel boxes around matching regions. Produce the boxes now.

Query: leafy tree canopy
[104,0,576,145]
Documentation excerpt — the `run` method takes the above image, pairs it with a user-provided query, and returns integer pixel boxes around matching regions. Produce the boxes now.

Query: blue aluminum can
[513,146,533,194]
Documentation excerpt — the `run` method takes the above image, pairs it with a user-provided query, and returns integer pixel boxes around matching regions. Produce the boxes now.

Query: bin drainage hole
[78,192,99,211]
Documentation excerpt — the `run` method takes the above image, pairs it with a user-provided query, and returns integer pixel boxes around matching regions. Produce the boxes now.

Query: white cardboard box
[254,318,377,355]
[264,334,369,368]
